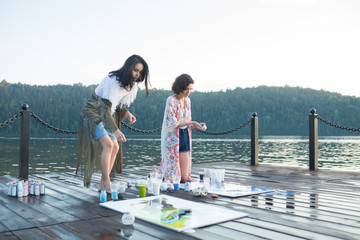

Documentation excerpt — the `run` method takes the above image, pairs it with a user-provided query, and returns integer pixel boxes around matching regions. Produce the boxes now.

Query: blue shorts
[179,128,190,153]
[83,118,116,141]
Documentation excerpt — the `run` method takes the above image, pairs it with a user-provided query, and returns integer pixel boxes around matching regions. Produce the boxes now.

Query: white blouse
[179,108,188,129]
[95,75,138,114]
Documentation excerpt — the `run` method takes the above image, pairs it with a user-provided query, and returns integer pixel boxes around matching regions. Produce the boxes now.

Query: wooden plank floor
[1,163,360,240]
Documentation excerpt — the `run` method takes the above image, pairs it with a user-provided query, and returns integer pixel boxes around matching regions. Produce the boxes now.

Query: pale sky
[1,0,360,97]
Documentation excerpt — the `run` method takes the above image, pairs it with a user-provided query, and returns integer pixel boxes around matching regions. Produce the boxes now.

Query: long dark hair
[109,54,150,96]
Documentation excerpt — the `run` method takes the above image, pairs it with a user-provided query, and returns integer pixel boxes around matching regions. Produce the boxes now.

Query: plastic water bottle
[147,177,153,194]
[100,190,107,203]
[122,212,135,225]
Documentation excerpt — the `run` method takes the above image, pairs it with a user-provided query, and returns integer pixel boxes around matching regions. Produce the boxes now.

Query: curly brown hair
[171,74,194,95]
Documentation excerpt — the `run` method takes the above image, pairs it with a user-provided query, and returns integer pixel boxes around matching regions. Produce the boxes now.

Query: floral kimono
[160,95,192,182]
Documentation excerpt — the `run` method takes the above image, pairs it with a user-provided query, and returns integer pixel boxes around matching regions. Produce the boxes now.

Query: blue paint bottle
[111,189,118,200]
[100,190,107,203]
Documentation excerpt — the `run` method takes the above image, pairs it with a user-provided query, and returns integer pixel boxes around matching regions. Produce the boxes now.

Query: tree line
[1,79,360,137]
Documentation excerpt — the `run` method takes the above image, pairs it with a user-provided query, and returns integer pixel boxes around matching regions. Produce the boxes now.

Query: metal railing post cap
[21,103,29,110]
[252,112,257,118]
[310,108,316,115]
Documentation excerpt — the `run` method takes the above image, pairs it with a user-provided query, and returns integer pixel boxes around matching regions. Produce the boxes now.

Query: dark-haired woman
[160,74,206,183]
[76,54,150,192]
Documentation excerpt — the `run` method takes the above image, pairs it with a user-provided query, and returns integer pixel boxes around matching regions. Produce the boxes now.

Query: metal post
[309,108,318,170]
[19,103,30,180]
[251,112,258,166]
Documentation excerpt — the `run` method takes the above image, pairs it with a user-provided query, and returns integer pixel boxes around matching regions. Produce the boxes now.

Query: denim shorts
[179,128,190,153]
[83,118,116,141]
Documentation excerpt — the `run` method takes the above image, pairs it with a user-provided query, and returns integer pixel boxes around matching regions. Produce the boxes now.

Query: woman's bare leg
[98,135,114,192]
[109,139,119,176]
[180,152,190,183]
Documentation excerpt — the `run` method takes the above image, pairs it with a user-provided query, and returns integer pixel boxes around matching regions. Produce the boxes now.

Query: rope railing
[30,111,79,135]
[0,112,22,128]
[1,113,251,136]
[4,108,359,135]
[309,108,360,132]
[196,119,251,135]
[1,107,251,136]
[121,119,252,135]
[316,116,360,132]
[121,122,161,134]
[2,104,258,179]
[3,104,360,176]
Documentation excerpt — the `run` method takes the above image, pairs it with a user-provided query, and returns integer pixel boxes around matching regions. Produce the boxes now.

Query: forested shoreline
[1,79,360,136]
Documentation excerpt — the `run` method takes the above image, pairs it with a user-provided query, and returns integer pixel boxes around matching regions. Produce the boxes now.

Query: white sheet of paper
[100,195,248,232]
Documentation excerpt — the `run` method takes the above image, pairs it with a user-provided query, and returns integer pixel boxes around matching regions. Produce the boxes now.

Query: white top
[179,108,188,129]
[95,75,138,114]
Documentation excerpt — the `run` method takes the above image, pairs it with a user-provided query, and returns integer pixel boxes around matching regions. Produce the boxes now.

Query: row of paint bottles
[8,180,45,197]
[100,182,127,203]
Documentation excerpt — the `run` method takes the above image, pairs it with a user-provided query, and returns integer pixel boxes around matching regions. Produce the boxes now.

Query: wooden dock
[1,163,360,240]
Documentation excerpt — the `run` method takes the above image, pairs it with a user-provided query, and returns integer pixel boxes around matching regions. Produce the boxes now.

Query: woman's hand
[199,122,207,131]
[115,129,127,142]
[126,112,136,124]
[191,121,203,130]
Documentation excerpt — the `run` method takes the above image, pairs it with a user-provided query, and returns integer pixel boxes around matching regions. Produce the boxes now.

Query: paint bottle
[23,181,29,197]
[184,181,190,192]
[100,190,107,203]
[40,180,45,195]
[111,182,118,200]
[17,181,23,198]
[29,181,35,195]
[35,180,40,196]
[11,182,17,197]
[7,181,14,196]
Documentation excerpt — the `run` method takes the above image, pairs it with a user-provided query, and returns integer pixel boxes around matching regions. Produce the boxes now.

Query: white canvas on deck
[100,195,248,232]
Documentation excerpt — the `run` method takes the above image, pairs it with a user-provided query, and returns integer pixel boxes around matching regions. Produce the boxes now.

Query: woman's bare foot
[98,179,104,192]
[103,181,111,193]
[98,179,111,193]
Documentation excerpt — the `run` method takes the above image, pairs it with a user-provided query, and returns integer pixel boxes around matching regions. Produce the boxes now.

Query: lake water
[1,136,360,176]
